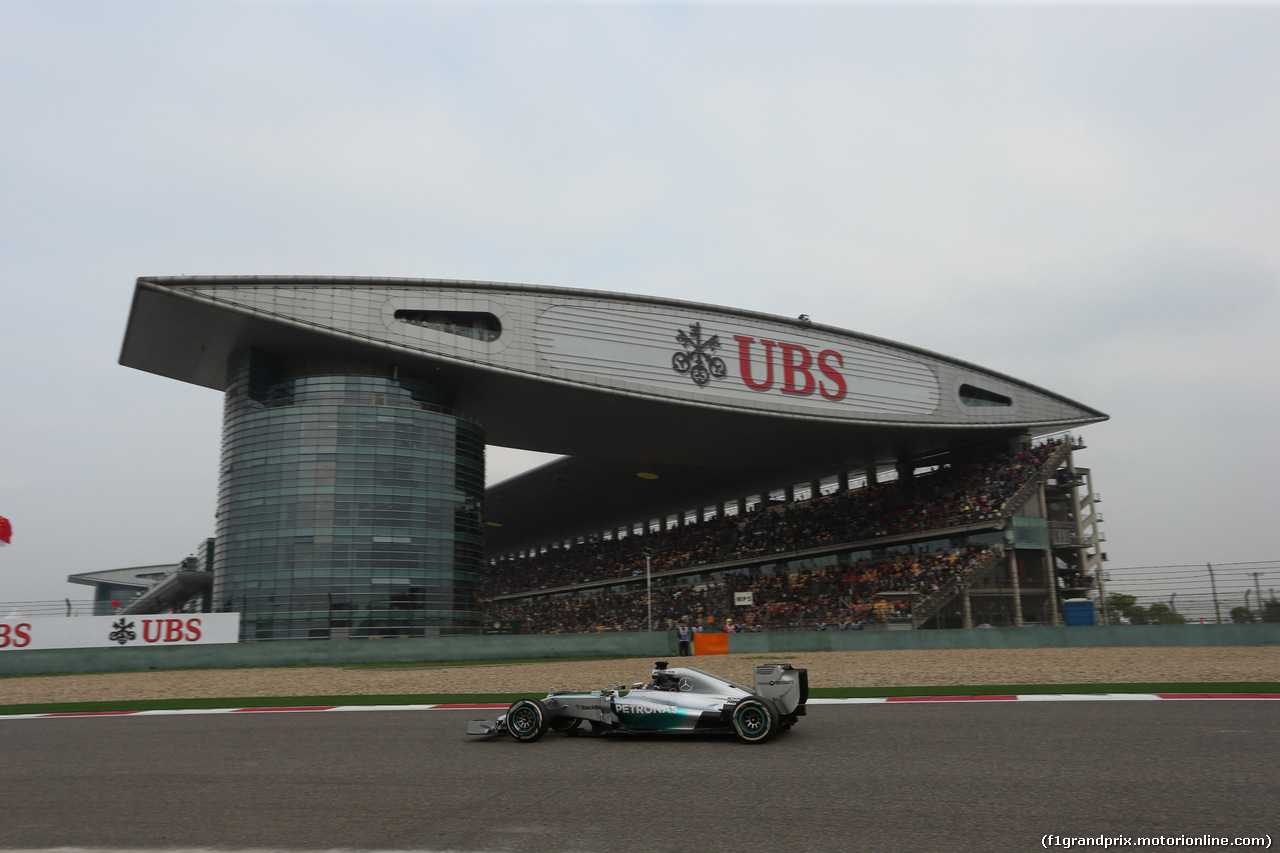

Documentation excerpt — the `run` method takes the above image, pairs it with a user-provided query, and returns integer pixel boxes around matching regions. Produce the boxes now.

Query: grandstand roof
[483,454,853,555]
[121,276,1106,551]
[67,564,175,591]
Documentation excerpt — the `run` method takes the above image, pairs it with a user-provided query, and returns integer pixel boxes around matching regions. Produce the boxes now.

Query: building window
[394,310,501,342]
[959,384,1012,407]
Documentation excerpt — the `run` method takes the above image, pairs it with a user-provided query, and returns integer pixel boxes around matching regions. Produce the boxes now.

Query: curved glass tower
[214,351,486,639]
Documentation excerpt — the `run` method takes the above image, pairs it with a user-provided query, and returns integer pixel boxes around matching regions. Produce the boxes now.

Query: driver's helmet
[652,670,680,691]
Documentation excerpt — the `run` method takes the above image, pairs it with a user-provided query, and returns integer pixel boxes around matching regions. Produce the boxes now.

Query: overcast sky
[2,1,1277,605]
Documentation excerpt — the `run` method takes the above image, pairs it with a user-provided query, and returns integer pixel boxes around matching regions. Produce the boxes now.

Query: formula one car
[467,660,807,744]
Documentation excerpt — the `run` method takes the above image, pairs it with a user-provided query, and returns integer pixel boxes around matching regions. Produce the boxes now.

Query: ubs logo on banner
[3,613,240,651]
[671,322,847,402]
[109,618,137,645]
[108,617,205,645]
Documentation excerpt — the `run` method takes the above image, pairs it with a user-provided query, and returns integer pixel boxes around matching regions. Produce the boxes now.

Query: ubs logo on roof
[732,334,847,402]
[670,323,727,387]
[536,304,939,416]
[671,321,847,401]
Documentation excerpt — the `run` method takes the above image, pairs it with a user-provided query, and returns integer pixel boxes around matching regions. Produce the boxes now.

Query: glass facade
[213,351,486,639]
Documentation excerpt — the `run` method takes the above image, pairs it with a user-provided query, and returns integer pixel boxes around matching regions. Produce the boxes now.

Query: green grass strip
[2,682,1276,716]
[342,656,617,669]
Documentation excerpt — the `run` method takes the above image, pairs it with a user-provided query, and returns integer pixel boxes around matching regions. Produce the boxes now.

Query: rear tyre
[506,698,550,742]
[730,696,777,744]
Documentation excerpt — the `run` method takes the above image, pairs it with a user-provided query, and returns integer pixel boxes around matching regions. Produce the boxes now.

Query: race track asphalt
[1,702,1276,853]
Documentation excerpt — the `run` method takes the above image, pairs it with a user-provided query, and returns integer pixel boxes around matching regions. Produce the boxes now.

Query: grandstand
[102,276,1107,638]
[484,434,1107,632]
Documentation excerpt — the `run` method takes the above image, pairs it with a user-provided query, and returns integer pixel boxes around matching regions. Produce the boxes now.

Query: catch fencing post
[1207,563,1222,624]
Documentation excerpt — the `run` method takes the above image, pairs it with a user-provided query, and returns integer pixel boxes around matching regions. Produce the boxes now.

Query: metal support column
[1008,549,1024,627]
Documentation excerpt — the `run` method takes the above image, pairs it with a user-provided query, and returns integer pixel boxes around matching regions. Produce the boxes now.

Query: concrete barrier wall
[725,623,1280,654]
[2,623,1277,678]
[0,631,675,677]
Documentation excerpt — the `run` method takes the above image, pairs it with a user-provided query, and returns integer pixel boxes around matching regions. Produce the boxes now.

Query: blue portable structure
[1062,598,1097,627]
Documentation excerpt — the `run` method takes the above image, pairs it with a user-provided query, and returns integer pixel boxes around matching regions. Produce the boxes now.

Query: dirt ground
[2,645,1277,706]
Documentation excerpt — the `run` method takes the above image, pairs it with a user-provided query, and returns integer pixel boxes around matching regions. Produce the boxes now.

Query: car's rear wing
[753,663,808,715]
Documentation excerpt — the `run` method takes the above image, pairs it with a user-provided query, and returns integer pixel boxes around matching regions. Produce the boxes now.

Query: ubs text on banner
[0,613,241,650]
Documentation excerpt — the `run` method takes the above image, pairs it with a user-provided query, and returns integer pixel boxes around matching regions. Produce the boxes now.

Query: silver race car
[467,660,808,744]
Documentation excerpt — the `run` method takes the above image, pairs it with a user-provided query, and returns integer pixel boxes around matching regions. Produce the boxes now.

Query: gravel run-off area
[2,646,1278,706]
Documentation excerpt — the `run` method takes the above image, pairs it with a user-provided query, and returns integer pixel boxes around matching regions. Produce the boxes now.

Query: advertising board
[536,305,941,418]
[0,613,241,650]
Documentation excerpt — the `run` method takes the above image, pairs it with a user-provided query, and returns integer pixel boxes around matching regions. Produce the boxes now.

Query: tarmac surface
[1,701,1277,853]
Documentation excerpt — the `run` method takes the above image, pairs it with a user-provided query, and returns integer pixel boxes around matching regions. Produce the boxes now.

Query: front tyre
[506,698,550,742]
[730,697,777,744]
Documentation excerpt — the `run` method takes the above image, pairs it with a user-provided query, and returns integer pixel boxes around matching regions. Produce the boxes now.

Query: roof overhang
[120,276,1107,551]
[121,276,1106,469]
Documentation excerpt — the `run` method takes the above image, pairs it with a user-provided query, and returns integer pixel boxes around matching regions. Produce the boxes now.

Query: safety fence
[1102,560,1279,625]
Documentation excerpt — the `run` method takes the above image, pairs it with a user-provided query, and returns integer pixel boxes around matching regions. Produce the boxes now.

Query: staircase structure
[909,436,1108,628]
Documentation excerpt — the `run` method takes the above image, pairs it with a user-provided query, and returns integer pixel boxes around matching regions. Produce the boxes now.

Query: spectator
[485,441,1063,634]
[676,621,693,656]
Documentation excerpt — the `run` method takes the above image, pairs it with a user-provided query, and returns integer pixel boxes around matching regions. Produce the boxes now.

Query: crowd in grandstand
[483,438,1063,633]
[489,545,999,633]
